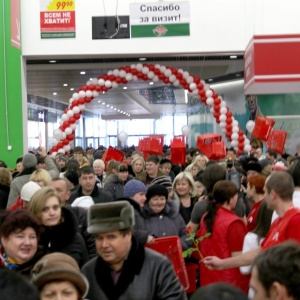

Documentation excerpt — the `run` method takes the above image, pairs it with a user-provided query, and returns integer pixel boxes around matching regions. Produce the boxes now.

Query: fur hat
[146,184,168,202]
[124,180,147,198]
[87,201,135,234]
[71,196,94,209]
[31,253,89,298]
[244,161,262,173]
[150,175,172,189]
[22,153,37,169]
[64,169,79,186]
[20,181,41,201]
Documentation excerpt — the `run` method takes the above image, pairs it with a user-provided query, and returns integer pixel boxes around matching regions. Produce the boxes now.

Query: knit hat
[87,201,135,234]
[22,153,37,169]
[146,184,168,202]
[124,180,147,198]
[150,175,173,189]
[31,253,89,298]
[64,169,79,186]
[58,155,69,163]
[20,181,41,201]
[71,196,94,209]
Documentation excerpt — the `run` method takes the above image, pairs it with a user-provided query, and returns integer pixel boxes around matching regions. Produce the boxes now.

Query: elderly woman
[0,210,43,276]
[142,184,191,250]
[93,159,106,189]
[197,180,249,293]
[31,252,89,300]
[28,187,89,267]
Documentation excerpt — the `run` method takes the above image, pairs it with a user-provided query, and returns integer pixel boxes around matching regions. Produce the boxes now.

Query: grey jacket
[81,238,187,300]
[142,200,192,250]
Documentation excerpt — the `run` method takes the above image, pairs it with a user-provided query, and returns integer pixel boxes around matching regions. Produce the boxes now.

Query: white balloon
[206,90,213,98]
[92,91,99,97]
[189,83,197,90]
[86,80,91,86]
[85,90,93,98]
[186,76,194,84]
[61,114,69,121]
[181,125,190,136]
[232,126,239,133]
[113,69,120,76]
[125,74,133,81]
[51,152,57,158]
[57,148,65,154]
[173,80,180,87]
[72,93,79,100]
[183,71,189,79]
[69,98,74,104]
[164,69,172,77]
[70,123,77,130]
[79,91,86,98]
[107,71,113,75]
[130,64,136,69]
[231,140,238,147]
[160,66,166,73]
[53,129,63,140]
[153,75,159,82]
[65,127,72,135]
[61,132,66,140]
[64,144,71,151]
[168,74,176,82]
[220,121,226,128]
[72,106,80,114]
[220,107,228,114]
[133,75,138,81]
[244,139,251,145]
[142,67,149,74]
[112,82,118,88]
[192,89,199,95]
[220,101,227,108]
[147,71,155,79]
[155,64,161,69]
[105,80,112,88]
[79,104,85,111]
[98,79,105,86]
[231,133,239,140]
[206,97,214,106]
[67,110,74,117]
[136,63,143,71]
[221,127,227,133]
[119,70,127,78]
[91,78,98,85]
[219,115,227,122]
[118,131,128,143]
[232,120,238,127]
[246,120,255,133]
[244,144,252,152]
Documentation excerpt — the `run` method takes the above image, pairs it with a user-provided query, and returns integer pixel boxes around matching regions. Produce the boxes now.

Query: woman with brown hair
[197,180,249,293]
[28,187,89,267]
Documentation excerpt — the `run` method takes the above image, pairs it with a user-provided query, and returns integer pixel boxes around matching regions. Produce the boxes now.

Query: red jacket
[9,196,25,211]
[198,206,250,293]
[262,207,300,250]
[247,199,263,231]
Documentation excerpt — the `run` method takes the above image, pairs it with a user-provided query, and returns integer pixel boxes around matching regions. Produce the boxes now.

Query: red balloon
[214,97,221,105]
[63,109,68,114]
[52,146,58,152]
[199,90,206,97]
[67,134,74,141]
[194,76,201,84]
[148,64,155,71]
[95,86,102,92]
[143,75,148,81]
[79,98,85,104]
[72,100,79,107]
[176,73,183,80]
[57,141,63,149]
[158,74,165,80]
[226,117,233,124]
[180,79,186,86]
[69,117,76,124]
[116,77,122,83]
[200,97,207,104]
[238,135,245,143]
[131,69,138,75]
[171,68,178,75]
[226,124,232,132]
[89,84,95,91]
[125,66,132,73]
[137,72,144,78]
[63,121,70,128]
[163,78,169,84]
[102,87,108,92]
[154,69,161,75]
[108,75,116,81]
[102,75,108,80]
[74,114,81,120]
[122,78,127,84]
[85,97,92,103]
[62,139,69,145]
[197,83,204,90]
[81,85,87,91]
[214,104,220,112]
[226,111,233,118]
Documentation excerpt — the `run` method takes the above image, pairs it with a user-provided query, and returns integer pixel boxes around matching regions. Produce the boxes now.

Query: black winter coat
[0,184,10,210]
[39,207,89,267]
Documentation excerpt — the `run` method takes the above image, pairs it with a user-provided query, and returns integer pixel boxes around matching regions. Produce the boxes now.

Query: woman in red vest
[198,180,249,293]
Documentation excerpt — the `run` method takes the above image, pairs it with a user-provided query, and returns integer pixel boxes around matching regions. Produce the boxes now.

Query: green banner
[131,23,189,38]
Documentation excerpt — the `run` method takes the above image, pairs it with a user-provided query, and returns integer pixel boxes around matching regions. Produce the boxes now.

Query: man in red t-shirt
[203,171,300,270]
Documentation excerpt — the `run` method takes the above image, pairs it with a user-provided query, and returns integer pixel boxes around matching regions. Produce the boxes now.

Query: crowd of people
[1,142,300,299]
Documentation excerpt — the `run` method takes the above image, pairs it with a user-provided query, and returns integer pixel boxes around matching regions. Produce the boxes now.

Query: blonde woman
[30,169,52,187]
[173,172,198,224]
[28,187,89,267]
[193,154,209,171]
[131,156,145,177]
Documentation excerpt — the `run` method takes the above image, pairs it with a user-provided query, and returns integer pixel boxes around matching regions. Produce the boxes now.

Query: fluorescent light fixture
[107,104,110,107]
[98,100,101,103]
[49,60,56,63]
[114,108,117,110]
[139,58,146,61]
[90,78,93,80]
[70,88,74,91]
[208,78,214,82]
[149,82,154,85]
[184,89,188,104]
[80,71,86,75]
[110,106,114,109]
[63,83,68,86]
[230,55,238,59]
[123,86,128,90]
[53,92,57,95]
[210,79,244,89]
[102,102,105,105]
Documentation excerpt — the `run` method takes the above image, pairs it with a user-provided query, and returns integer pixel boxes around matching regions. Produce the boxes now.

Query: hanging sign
[40,0,76,39]
[130,1,190,38]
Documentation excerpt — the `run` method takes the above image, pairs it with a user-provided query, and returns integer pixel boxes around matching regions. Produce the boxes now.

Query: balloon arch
[50,63,251,156]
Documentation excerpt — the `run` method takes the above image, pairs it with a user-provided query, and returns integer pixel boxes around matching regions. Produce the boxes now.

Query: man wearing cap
[81,201,187,300]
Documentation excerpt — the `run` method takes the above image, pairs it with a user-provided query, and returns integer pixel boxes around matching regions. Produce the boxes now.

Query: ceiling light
[90,78,93,80]
[80,71,86,75]
[49,60,56,63]
[110,106,114,109]
[98,100,101,103]
[102,102,105,105]
[208,78,214,82]
[106,104,110,107]
[53,92,57,95]
[230,55,237,59]
[102,91,106,94]
[139,58,146,61]
[149,82,154,85]
[117,109,120,112]
[114,108,117,110]
[123,87,127,90]
[63,83,68,86]
[235,73,242,77]
[70,88,74,91]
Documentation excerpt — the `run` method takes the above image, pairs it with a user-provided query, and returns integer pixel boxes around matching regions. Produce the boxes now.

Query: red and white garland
[50,63,251,156]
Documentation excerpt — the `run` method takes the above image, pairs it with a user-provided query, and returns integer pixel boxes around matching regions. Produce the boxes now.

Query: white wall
[21,0,300,58]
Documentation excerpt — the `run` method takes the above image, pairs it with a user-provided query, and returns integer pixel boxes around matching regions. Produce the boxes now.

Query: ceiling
[26,55,245,119]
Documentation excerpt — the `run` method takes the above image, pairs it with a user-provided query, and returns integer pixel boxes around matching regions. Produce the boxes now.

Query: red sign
[244,34,300,94]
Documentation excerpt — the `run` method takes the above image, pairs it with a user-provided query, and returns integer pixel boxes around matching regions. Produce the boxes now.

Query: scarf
[0,252,21,270]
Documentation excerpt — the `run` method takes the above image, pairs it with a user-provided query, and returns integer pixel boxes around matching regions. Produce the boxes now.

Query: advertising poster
[40,0,76,38]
